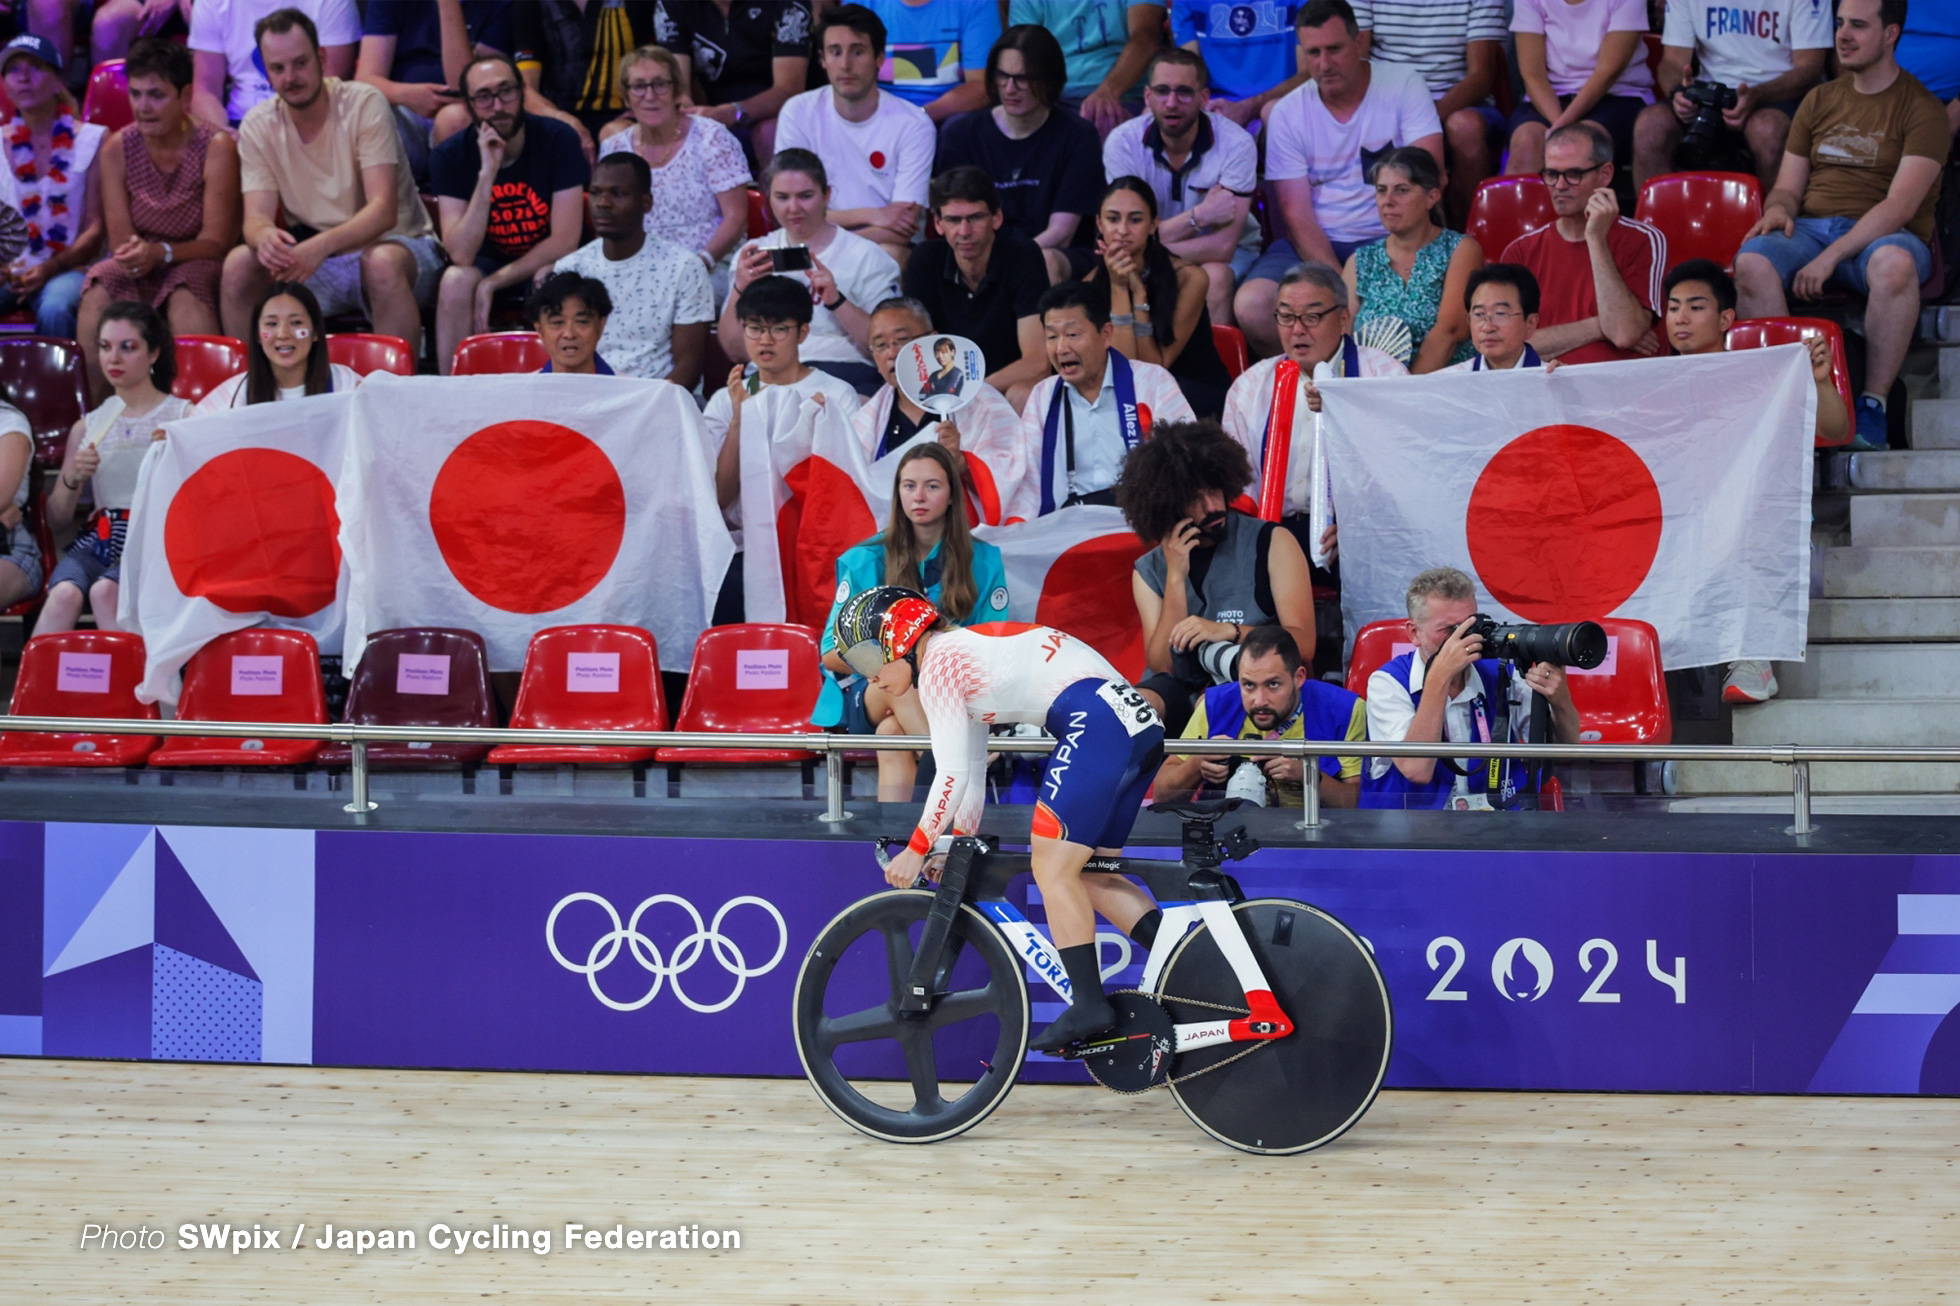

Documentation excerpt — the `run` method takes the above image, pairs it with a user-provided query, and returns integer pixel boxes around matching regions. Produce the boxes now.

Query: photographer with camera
[1633,0,1831,191]
[1360,567,1587,811]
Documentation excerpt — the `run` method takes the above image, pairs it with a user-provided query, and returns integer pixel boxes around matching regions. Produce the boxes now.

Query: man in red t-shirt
[1501,122,1666,366]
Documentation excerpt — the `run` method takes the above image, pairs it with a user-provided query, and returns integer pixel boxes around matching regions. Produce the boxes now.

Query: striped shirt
[1352,0,1510,97]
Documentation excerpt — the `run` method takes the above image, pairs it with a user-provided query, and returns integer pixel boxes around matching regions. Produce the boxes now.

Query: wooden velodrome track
[2,1059,1956,1302]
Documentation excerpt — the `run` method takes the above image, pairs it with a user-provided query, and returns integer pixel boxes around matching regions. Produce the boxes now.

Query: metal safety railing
[1,714,1949,839]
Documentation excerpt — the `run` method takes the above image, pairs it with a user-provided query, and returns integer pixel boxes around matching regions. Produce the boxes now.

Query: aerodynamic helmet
[834,585,940,678]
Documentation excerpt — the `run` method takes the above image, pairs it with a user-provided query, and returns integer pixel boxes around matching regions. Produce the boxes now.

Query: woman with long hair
[1343,147,1482,373]
[192,281,361,412]
[1085,176,1232,419]
[816,441,1009,800]
[40,301,193,633]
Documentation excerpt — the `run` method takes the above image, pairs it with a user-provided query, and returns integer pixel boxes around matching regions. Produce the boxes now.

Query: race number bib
[1096,681,1159,737]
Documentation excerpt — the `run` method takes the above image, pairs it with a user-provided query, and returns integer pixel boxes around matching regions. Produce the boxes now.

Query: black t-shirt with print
[654,0,812,105]
[429,114,593,265]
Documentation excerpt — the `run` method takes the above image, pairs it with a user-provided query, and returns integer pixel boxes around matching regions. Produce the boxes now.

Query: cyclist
[836,585,1167,1052]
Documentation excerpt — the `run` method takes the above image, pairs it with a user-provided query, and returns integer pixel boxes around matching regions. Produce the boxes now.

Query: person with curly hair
[1117,418,1316,735]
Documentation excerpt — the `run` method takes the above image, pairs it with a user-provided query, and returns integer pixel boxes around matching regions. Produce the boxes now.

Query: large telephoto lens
[1496,620,1609,669]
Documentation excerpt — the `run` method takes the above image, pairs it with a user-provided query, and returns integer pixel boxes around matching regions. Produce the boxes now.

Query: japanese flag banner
[121,392,353,704]
[1314,346,1816,670]
[340,373,732,673]
[976,505,1151,679]
[850,382,1035,524]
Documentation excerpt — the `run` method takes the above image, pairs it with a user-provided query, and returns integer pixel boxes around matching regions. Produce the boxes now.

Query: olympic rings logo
[545,893,789,1013]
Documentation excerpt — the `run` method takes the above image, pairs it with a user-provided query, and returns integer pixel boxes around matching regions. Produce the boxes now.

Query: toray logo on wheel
[546,893,788,1013]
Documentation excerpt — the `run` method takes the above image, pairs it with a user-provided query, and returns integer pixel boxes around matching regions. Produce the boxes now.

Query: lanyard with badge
[1040,349,1140,512]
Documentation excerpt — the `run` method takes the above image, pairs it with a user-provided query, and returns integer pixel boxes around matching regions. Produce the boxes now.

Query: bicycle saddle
[1145,797,1246,823]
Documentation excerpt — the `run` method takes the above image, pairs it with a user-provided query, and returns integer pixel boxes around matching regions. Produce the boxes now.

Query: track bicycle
[791,799,1394,1153]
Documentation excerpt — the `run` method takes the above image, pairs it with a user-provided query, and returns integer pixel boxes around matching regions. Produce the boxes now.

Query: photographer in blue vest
[1361,566,1582,811]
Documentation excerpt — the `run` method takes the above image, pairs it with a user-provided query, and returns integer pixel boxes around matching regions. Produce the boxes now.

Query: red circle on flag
[164,448,341,617]
[1465,423,1662,621]
[1035,532,1151,679]
[869,150,886,169]
[429,420,626,614]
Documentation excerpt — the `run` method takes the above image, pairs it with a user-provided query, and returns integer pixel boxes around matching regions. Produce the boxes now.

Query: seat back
[172,335,247,403]
[671,624,821,733]
[8,630,158,720]
[452,332,548,376]
[746,187,774,238]
[1465,178,1554,260]
[82,60,132,131]
[175,628,328,725]
[1634,171,1761,270]
[1727,316,1852,447]
[344,627,497,731]
[0,336,87,466]
[1212,323,1249,379]
[507,624,667,732]
[1346,620,1407,697]
[327,332,415,377]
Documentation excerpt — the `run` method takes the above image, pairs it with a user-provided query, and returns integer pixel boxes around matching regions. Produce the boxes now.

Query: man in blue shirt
[867,0,999,123]
[1172,0,1308,127]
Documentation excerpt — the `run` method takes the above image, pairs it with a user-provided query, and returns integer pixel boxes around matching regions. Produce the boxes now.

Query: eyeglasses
[625,77,674,97]
[1146,83,1200,103]
[1276,305,1339,330]
[870,334,915,357]
[1469,308,1524,326]
[1540,164,1604,188]
[993,70,1031,89]
[742,321,798,341]
[468,81,522,110]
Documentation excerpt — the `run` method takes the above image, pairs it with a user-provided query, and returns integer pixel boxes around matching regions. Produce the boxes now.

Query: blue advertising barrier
[3,820,1958,1095]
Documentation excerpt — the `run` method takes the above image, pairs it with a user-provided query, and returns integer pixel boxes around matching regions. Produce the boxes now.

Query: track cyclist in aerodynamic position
[835,586,1168,1052]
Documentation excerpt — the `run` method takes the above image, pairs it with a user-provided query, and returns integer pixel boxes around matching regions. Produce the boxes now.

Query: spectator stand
[171,335,247,404]
[82,60,131,132]
[484,624,669,797]
[1212,325,1249,380]
[327,333,416,378]
[0,629,160,765]
[1636,172,1762,272]
[150,629,328,769]
[655,623,823,798]
[451,333,549,377]
[1466,177,1555,261]
[1727,316,1854,448]
[317,628,497,774]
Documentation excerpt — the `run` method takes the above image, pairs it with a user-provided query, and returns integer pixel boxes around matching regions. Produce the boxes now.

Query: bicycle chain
[1087,990,1271,1093]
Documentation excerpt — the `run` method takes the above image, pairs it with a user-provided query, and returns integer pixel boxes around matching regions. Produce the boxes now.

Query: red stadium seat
[0,336,87,466]
[654,624,823,765]
[317,628,497,769]
[1635,171,1762,271]
[172,334,246,404]
[747,188,773,238]
[151,629,327,767]
[1465,177,1554,259]
[1346,620,1406,698]
[0,631,160,766]
[452,331,548,376]
[1212,323,1249,379]
[82,60,132,131]
[485,625,667,765]
[327,332,415,377]
[1727,316,1853,447]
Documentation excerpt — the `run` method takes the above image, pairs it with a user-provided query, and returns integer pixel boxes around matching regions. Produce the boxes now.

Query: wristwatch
[161,241,174,265]
[1132,301,1152,316]
[1187,210,1203,235]
[824,289,847,312]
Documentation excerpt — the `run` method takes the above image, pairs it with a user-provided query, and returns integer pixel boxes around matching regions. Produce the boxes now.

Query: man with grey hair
[1360,566,1582,810]
[1500,121,1666,366]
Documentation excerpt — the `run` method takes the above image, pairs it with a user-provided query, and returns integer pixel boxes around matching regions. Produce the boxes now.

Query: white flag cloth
[122,392,354,705]
[340,373,732,674]
[1315,346,1816,670]
[849,381,1036,524]
[975,504,1150,679]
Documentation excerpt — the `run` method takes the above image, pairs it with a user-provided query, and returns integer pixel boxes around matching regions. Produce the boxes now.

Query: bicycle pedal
[1078,991,1175,1095]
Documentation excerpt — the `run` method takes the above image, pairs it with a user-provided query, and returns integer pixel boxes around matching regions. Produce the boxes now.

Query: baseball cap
[0,34,64,77]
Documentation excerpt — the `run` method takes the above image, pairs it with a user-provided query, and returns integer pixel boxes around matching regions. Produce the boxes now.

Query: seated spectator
[1117,418,1314,734]
[92,0,192,68]
[864,0,998,124]
[719,148,900,395]
[1361,565,1582,810]
[703,275,863,621]
[1505,0,1654,178]
[1896,4,1960,134]
[552,152,711,386]
[597,44,750,301]
[1736,0,1945,450]
[1444,262,1547,371]
[0,34,107,340]
[651,0,811,164]
[936,25,1102,285]
[42,302,193,634]
[816,440,1010,800]
[510,0,660,141]
[1103,48,1260,328]
[1171,0,1307,128]
[902,167,1053,409]
[1009,0,1164,134]
[1343,147,1481,372]
[1502,122,1665,364]
[1234,0,1443,358]
[196,281,361,411]
[1352,0,1508,223]
[0,390,39,612]
[356,0,516,190]
[190,0,361,133]
[80,39,239,401]
[775,5,935,267]
[1635,0,1830,190]
[1083,176,1233,418]
[431,53,589,375]
[528,270,612,374]
[222,12,444,361]
[1151,625,1364,809]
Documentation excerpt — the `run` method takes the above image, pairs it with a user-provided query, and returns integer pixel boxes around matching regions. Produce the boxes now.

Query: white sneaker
[1723,660,1778,704]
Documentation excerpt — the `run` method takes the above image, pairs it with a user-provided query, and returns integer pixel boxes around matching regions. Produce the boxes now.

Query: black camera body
[1677,79,1740,170]
[1464,614,1609,670]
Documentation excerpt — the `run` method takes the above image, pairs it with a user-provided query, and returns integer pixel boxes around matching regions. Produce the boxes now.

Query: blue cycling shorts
[1033,678,1165,850]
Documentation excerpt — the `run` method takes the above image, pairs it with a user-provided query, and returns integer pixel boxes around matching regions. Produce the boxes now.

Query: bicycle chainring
[1076,991,1176,1095]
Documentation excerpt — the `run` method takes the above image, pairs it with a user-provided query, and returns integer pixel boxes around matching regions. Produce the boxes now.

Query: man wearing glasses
[430,52,590,374]
[1442,264,1546,372]
[1498,121,1665,366]
[1102,49,1260,329]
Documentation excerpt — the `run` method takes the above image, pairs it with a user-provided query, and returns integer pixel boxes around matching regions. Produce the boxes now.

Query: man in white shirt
[1443,264,1547,372]
[551,152,713,387]
[1634,0,1832,188]
[775,4,935,267]
[1103,48,1260,329]
[190,0,361,132]
[1234,0,1443,357]
[1019,280,1194,514]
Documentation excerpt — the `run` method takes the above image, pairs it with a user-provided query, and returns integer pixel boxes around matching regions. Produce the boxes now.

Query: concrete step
[1729,696,1960,744]
[1673,759,1960,794]
[1773,643,1960,698]
[1848,450,1960,490]
[1938,342,1960,397]
[1810,597,1960,641]
[1848,493,1960,546]
[1820,546,1960,597]
[1911,396,1960,449]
